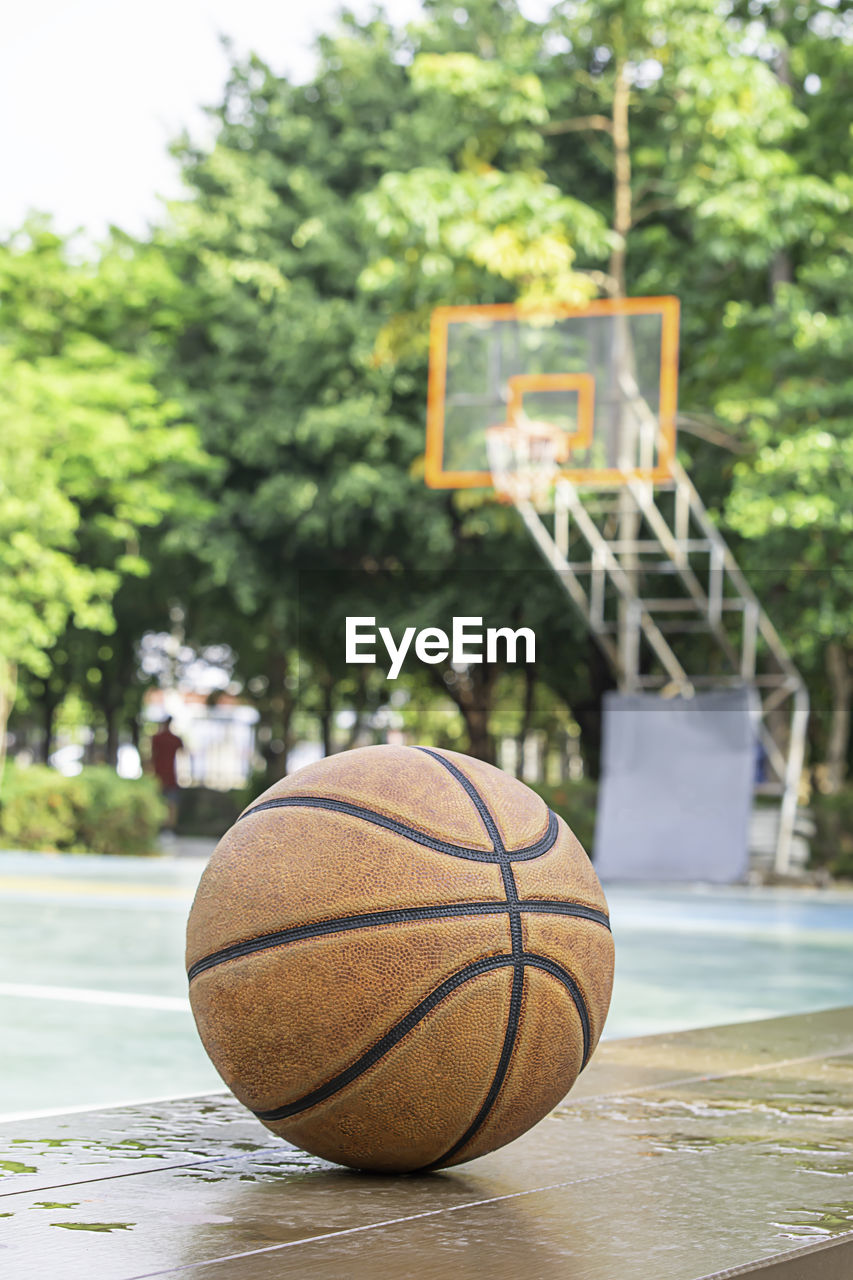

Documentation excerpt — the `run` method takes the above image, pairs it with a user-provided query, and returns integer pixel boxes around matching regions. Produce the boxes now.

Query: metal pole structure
[502,459,808,877]
[775,685,810,876]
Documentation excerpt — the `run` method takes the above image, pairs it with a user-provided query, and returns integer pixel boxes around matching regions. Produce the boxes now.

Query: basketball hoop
[485,418,565,508]
[424,298,680,490]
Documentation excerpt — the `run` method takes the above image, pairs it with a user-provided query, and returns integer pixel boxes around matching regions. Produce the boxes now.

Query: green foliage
[0,224,220,767]
[360,167,607,319]
[0,766,165,855]
[0,766,84,852]
[0,345,116,675]
[410,52,549,164]
[74,768,167,856]
[721,280,853,671]
[155,4,632,761]
[0,226,214,678]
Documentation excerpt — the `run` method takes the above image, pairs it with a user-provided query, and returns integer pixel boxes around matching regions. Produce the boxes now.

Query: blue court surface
[1,851,852,1119]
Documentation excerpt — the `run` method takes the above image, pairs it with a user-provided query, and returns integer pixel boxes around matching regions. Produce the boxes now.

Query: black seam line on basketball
[520,901,610,930]
[186,900,611,983]
[421,857,523,1168]
[252,951,587,1126]
[253,954,516,1123]
[501,863,524,958]
[423,964,526,1172]
[187,903,506,982]
[524,955,592,1069]
[236,795,559,864]
[414,747,506,853]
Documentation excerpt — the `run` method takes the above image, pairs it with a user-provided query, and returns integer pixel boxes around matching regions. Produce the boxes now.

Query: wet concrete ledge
[2,1007,853,1279]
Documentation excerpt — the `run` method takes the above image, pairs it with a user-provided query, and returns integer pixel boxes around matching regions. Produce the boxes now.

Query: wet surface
[2,1008,853,1278]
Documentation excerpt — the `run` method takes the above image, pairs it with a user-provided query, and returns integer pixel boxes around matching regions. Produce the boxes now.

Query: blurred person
[151,716,184,833]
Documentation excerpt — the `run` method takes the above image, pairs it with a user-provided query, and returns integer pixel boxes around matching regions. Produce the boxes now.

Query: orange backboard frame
[425,296,680,489]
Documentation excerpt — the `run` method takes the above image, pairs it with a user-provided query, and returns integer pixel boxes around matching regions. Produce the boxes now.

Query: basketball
[186,745,614,1173]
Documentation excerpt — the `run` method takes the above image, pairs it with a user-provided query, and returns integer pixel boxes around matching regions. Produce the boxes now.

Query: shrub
[0,765,166,855]
[75,768,167,856]
[0,766,83,851]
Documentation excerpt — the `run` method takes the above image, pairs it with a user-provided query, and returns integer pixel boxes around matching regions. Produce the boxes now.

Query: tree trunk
[0,658,17,794]
[39,691,59,764]
[280,694,295,774]
[609,53,643,680]
[461,701,494,763]
[609,57,631,301]
[104,705,120,768]
[515,664,537,779]
[570,637,616,779]
[769,7,794,304]
[260,651,295,786]
[433,665,498,763]
[320,676,336,758]
[260,721,289,786]
[825,641,851,793]
[344,668,370,750]
[770,251,793,303]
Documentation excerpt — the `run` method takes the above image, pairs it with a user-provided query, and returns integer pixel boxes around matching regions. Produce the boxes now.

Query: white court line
[0,982,190,1011]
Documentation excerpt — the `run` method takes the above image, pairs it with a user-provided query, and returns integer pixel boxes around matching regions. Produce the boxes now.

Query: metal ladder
[512,458,809,875]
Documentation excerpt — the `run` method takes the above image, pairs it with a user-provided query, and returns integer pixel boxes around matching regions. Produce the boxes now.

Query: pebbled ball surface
[186,744,614,1173]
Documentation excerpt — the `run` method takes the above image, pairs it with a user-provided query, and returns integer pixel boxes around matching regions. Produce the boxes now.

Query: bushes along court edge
[0,765,166,855]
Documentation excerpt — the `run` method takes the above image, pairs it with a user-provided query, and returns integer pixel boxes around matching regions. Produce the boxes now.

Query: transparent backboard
[425,298,680,489]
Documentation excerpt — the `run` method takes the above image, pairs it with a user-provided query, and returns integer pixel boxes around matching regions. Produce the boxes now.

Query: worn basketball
[186,745,614,1173]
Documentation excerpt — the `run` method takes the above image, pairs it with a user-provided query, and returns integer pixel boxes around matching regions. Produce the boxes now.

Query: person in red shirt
[151,716,184,832]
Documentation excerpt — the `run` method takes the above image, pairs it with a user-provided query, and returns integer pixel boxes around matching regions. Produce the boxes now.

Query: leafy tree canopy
[0,225,214,769]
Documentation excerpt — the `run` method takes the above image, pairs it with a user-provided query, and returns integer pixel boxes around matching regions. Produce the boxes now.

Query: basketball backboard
[425,297,680,489]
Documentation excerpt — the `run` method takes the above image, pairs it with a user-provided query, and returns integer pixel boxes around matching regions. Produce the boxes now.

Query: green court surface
[2,852,853,1118]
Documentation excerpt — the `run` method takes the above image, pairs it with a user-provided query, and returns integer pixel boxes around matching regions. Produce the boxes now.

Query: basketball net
[485,416,567,508]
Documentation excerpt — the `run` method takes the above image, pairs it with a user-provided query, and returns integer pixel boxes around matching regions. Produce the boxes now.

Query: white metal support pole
[775,684,810,875]
[554,488,569,559]
[590,547,605,631]
[675,478,690,547]
[741,602,759,680]
[708,544,725,627]
[623,599,642,692]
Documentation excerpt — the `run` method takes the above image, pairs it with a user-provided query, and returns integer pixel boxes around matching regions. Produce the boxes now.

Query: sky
[1,0,425,243]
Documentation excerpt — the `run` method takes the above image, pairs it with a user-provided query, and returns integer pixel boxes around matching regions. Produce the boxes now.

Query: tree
[157,6,616,763]
[716,2,853,788]
[13,0,842,781]
[356,0,849,759]
[535,0,852,780]
[0,225,212,773]
[721,275,853,790]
